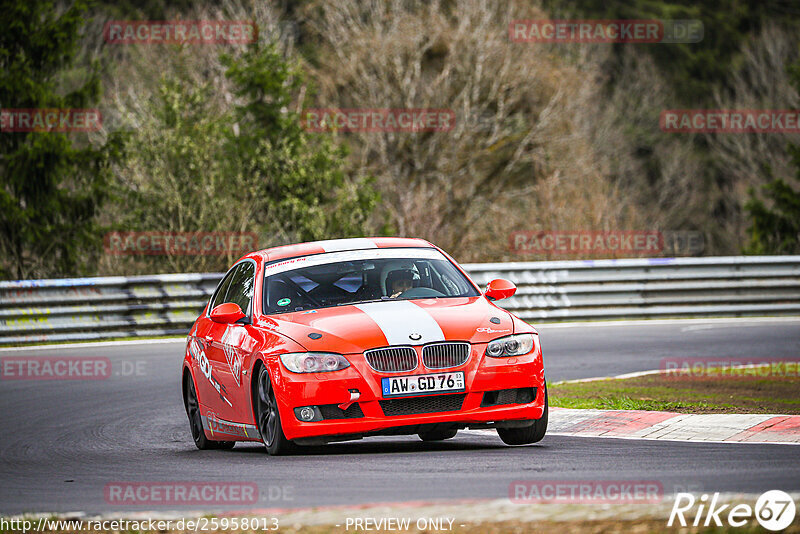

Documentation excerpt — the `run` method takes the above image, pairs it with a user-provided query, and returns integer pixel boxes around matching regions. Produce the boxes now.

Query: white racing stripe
[356,301,444,345]
[318,238,378,252]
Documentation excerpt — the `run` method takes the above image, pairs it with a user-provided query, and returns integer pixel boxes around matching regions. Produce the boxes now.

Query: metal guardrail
[0,256,798,345]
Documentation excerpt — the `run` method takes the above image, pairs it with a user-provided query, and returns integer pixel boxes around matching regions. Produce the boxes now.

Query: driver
[386,269,415,298]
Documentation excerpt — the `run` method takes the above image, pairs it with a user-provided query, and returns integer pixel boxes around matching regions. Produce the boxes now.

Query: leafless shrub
[300,0,653,260]
[83,0,798,269]
[575,48,716,250]
[706,23,800,249]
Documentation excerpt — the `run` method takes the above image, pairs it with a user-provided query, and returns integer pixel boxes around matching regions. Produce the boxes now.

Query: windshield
[262,248,480,315]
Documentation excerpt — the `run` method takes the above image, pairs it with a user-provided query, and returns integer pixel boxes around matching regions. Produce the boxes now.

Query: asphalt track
[1,318,799,514]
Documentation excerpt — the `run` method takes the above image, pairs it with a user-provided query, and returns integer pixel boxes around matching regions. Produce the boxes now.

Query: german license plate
[381,371,465,397]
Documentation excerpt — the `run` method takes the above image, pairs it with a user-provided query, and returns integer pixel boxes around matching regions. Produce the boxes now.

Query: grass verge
[549,371,800,414]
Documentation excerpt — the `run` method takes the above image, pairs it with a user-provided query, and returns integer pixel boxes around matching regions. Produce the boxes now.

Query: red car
[182,238,547,455]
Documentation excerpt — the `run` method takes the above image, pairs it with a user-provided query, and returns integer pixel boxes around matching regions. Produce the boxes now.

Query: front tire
[184,374,235,450]
[255,366,295,456]
[497,387,548,446]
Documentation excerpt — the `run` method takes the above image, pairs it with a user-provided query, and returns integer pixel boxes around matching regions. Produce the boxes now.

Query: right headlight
[280,352,351,373]
[485,333,535,358]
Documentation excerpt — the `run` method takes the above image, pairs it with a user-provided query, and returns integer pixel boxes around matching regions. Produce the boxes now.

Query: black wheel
[497,387,548,446]
[255,366,295,455]
[184,375,235,450]
[418,428,458,441]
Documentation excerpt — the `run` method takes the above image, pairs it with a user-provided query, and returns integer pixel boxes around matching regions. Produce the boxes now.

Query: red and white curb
[543,408,800,444]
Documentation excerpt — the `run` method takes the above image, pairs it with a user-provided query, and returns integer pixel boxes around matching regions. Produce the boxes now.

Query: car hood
[258,296,518,354]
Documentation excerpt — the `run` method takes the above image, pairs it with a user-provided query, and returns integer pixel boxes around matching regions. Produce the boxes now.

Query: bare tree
[301,0,647,260]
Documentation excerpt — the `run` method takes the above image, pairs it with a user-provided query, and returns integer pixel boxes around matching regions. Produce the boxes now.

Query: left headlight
[280,352,351,373]
[485,334,535,358]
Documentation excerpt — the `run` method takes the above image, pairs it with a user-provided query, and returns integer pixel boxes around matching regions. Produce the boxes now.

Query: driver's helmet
[386,268,418,294]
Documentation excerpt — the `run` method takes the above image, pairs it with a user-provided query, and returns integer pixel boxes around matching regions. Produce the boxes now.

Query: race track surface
[1,318,799,514]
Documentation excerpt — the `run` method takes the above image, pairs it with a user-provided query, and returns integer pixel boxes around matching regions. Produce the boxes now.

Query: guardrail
[1,256,798,345]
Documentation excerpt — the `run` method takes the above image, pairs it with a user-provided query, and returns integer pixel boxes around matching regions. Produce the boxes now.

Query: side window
[209,268,237,311]
[223,262,256,315]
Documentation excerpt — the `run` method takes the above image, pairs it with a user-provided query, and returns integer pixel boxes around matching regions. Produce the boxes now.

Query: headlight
[280,352,351,373]
[485,334,535,358]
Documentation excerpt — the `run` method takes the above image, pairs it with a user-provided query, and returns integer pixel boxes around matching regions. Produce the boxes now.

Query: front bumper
[271,343,546,441]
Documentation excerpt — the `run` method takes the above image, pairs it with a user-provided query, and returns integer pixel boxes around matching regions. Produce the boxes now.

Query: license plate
[381,371,465,397]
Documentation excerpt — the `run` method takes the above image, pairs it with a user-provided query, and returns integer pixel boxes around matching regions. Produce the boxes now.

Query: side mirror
[210,302,246,324]
[485,279,517,301]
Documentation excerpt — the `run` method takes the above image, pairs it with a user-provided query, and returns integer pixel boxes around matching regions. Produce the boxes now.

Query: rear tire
[255,365,296,456]
[497,387,548,446]
[418,428,458,441]
[184,374,235,450]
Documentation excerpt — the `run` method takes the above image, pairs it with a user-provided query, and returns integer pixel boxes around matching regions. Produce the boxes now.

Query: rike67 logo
[669,490,796,531]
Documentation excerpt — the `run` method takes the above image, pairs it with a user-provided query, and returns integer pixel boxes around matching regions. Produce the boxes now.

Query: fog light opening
[298,406,316,421]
